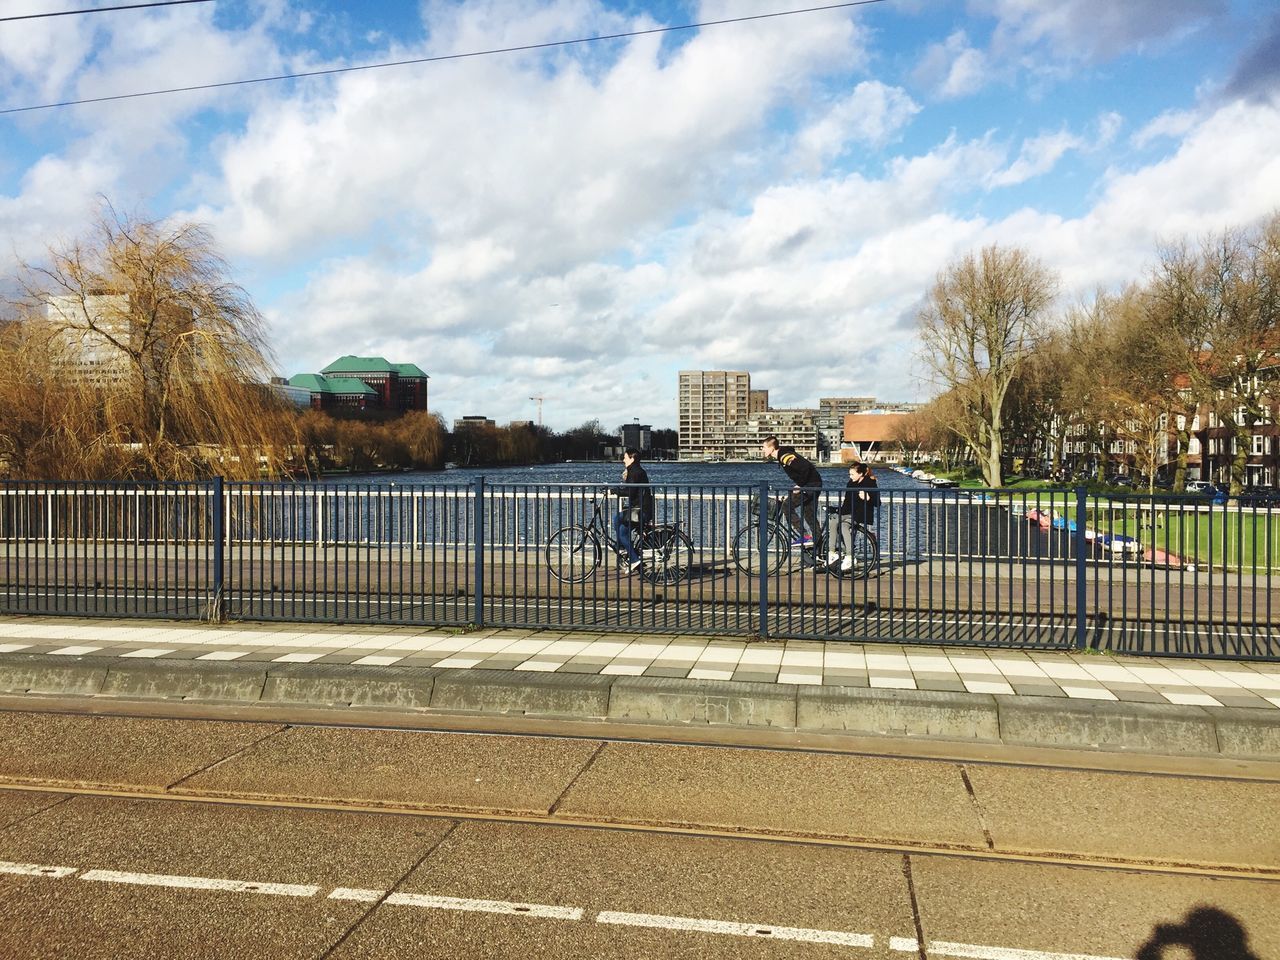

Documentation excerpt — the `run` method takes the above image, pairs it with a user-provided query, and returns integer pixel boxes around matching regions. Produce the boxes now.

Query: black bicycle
[731,495,879,579]
[545,496,694,585]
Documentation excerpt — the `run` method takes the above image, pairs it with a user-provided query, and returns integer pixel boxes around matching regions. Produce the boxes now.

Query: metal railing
[1,479,1275,660]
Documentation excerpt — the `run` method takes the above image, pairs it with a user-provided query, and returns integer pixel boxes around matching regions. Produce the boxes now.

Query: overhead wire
[0,0,887,116]
[0,0,213,24]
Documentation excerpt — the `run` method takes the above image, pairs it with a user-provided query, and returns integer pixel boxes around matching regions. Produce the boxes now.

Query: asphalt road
[0,707,1276,959]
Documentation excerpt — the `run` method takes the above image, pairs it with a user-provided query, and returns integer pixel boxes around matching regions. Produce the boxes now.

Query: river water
[325,461,927,491]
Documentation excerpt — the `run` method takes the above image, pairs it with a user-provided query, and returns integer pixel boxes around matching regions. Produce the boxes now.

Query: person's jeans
[785,488,822,549]
[614,512,641,563]
[837,516,857,555]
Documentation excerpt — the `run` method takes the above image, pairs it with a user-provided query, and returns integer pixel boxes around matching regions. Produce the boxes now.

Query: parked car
[1106,474,1135,488]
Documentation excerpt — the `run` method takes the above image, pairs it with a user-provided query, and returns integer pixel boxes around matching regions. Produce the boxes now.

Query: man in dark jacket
[611,448,653,573]
[761,435,823,551]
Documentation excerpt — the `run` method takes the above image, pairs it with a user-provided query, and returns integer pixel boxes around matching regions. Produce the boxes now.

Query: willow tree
[918,245,1058,487]
[5,207,299,480]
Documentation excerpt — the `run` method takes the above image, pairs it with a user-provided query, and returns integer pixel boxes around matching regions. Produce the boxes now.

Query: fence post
[211,476,224,623]
[758,481,769,639]
[473,475,485,628]
[1074,485,1087,651]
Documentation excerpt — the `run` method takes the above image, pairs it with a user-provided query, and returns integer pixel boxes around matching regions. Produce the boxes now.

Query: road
[0,704,1276,958]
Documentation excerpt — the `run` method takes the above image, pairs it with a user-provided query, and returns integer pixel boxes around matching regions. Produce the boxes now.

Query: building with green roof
[289,357,429,413]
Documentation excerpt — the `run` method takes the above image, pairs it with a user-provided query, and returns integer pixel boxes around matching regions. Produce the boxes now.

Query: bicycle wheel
[732,525,790,575]
[826,524,880,580]
[545,525,601,583]
[637,527,694,584]
[849,525,881,580]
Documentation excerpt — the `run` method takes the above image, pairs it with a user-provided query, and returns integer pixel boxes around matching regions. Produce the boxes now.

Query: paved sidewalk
[1,616,1277,710]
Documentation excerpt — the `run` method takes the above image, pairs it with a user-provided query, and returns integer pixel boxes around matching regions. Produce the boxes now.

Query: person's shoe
[628,559,643,573]
[840,556,853,573]
[791,534,814,547]
[826,552,841,566]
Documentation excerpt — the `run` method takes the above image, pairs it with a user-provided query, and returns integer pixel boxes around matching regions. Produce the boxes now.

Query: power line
[0,0,213,24]
[0,0,887,116]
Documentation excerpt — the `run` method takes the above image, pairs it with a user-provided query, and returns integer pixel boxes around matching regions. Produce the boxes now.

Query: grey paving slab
[178,726,599,814]
[329,821,916,960]
[555,742,987,848]
[911,855,1280,960]
[0,795,454,960]
[965,764,1280,868]
[0,712,282,791]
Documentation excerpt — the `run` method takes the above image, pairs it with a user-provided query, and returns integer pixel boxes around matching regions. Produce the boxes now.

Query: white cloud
[1132,109,1199,148]
[977,0,1226,63]
[914,31,988,99]
[792,81,920,169]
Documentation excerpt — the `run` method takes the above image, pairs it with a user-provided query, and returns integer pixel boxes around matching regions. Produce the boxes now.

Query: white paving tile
[0,643,31,653]
[780,647,824,668]
[962,679,1016,695]
[1124,666,1192,686]
[516,660,568,673]
[119,648,175,658]
[687,667,736,681]
[905,655,955,673]
[1079,663,1141,683]
[352,655,404,667]
[824,648,866,670]
[869,675,917,690]
[1059,684,1119,700]
[865,653,910,671]
[740,647,785,665]
[778,670,824,685]
[600,662,649,675]
[1214,670,1280,691]
[1038,662,1094,681]
[1162,690,1222,706]
[947,656,1002,675]
[272,652,325,664]
[1265,696,1280,709]
[197,650,248,661]
[432,656,487,669]
[47,646,100,656]
[986,659,1049,678]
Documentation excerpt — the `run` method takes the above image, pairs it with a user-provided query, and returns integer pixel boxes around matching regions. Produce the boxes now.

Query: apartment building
[678,370,752,459]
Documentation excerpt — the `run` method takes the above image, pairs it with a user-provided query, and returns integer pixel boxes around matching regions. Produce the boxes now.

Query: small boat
[930,478,958,489]
[444,462,459,470]
[1097,533,1141,553]
[1143,547,1184,569]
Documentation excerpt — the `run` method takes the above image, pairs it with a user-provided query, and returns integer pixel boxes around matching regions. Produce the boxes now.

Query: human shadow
[1135,906,1260,960]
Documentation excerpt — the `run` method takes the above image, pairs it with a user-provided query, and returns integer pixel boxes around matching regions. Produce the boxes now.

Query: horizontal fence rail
[0,479,1276,660]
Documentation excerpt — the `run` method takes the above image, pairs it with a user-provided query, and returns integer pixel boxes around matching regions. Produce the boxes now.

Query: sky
[2,0,1280,432]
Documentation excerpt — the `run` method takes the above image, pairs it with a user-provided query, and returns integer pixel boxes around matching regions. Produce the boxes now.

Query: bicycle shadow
[1136,906,1260,960]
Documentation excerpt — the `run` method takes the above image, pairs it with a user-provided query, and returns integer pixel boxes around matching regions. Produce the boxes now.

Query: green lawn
[1085,505,1280,572]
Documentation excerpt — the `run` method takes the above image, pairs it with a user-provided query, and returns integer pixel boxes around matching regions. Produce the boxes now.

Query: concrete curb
[1,652,1277,760]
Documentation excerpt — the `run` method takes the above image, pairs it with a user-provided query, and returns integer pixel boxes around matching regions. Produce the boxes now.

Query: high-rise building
[678,370,751,460]
[749,389,770,414]
[819,397,877,417]
[619,422,652,451]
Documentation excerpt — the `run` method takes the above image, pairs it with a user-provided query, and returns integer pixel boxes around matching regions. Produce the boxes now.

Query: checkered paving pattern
[1,617,1278,709]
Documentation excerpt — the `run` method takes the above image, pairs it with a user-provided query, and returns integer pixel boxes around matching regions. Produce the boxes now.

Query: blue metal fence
[0,479,1275,660]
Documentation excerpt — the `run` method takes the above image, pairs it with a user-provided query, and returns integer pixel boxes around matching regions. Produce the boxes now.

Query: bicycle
[545,496,694,585]
[731,495,879,579]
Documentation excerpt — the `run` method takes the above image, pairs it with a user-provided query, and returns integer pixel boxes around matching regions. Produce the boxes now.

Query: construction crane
[529,396,544,429]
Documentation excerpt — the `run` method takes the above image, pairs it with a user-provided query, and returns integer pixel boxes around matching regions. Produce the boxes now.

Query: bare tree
[918,245,1058,487]
[4,205,298,480]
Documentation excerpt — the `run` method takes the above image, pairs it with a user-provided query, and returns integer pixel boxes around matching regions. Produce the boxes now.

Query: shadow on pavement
[1136,906,1261,960]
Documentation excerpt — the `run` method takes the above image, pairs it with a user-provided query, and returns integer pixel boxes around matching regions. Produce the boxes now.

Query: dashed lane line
[79,869,320,898]
[889,938,1128,960]
[0,860,77,879]
[0,857,1173,959]
[596,910,874,946]
[330,887,582,920]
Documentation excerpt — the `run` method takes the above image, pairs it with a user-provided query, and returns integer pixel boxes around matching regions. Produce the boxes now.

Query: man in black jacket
[611,448,653,573]
[761,435,823,552]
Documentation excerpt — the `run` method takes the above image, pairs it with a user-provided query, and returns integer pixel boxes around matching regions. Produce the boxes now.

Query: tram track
[0,779,1276,884]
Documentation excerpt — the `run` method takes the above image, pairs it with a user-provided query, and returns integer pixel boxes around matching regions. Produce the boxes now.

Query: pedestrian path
[1,616,1278,710]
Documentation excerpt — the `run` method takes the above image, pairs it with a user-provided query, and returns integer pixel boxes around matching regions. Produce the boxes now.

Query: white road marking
[329,887,384,902]
[79,869,319,898]
[0,860,77,879]
[928,941,1128,960]
[890,936,919,951]
[386,892,583,920]
[330,886,582,920]
[596,911,874,947]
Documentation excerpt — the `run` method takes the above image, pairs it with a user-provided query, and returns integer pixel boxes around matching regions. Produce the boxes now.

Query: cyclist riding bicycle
[828,459,880,573]
[610,447,654,573]
[761,435,823,553]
